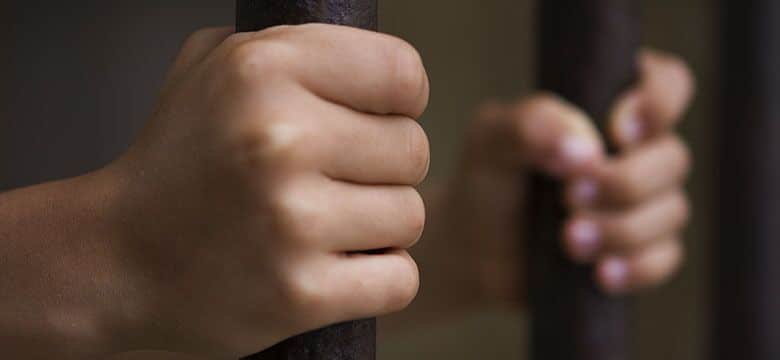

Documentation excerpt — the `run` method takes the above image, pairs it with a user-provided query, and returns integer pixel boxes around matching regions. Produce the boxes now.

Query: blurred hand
[107,24,429,357]
[442,50,694,303]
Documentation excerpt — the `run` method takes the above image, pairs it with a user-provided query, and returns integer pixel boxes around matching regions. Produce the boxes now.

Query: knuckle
[221,31,250,48]
[257,24,295,39]
[226,40,296,83]
[509,93,570,146]
[384,254,420,311]
[278,266,328,319]
[183,27,217,48]
[269,186,319,247]
[664,54,692,84]
[403,121,430,184]
[402,190,426,247]
[293,23,330,35]
[512,93,561,119]
[607,217,642,248]
[259,121,307,162]
[609,167,645,206]
[239,120,308,171]
[647,241,685,284]
[386,39,427,113]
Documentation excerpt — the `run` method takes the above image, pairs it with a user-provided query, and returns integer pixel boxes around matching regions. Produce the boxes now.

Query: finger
[596,238,683,294]
[226,24,429,118]
[609,49,695,147]
[316,250,420,325]
[167,27,234,85]
[566,135,691,208]
[639,49,696,131]
[280,178,425,252]
[472,94,605,176]
[564,190,689,261]
[312,99,430,185]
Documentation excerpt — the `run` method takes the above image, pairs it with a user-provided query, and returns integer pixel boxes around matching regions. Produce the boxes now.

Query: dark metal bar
[713,1,780,359]
[248,320,376,360]
[527,1,639,359]
[236,1,377,359]
[236,0,377,32]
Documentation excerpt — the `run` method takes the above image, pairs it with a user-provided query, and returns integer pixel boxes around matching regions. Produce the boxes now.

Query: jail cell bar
[714,0,780,359]
[527,1,639,360]
[236,2,378,360]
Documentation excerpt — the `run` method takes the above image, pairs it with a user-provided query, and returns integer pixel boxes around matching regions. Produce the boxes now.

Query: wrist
[65,165,149,355]
[92,159,216,356]
[0,165,145,357]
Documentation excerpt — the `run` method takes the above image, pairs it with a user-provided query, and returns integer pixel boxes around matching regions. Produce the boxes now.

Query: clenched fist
[106,24,429,357]
[408,50,694,318]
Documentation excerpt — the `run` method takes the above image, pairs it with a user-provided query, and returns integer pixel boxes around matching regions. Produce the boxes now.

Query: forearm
[0,168,133,358]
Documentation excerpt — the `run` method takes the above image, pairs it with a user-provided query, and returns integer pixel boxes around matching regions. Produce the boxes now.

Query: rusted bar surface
[527,1,639,359]
[237,0,377,31]
[237,1,377,359]
[249,320,376,360]
[714,1,780,359]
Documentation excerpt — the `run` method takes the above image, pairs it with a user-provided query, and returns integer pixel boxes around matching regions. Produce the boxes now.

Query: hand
[107,24,429,357]
[441,50,694,303]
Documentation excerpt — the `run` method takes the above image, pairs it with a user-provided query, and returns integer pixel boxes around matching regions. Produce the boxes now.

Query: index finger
[226,24,430,118]
[609,49,695,148]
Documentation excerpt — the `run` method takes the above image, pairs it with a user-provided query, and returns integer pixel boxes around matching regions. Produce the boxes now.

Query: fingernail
[559,135,599,167]
[568,219,601,260]
[620,114,645,145]
[571,178,599,206]
[601,257,629,293]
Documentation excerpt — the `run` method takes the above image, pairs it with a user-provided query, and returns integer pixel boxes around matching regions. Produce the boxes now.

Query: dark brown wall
[0,1,233,189]
[638,2,713,359]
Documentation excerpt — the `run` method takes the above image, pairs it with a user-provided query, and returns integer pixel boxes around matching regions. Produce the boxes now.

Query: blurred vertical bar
[236,1,377,360]
[0,0,8,180]
[714,1,780,359]
[528,1,639,359]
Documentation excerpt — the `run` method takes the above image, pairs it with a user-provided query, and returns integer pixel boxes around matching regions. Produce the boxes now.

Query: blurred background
[0,0,714,359]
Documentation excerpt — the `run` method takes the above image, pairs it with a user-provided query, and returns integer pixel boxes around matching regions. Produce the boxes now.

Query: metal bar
[236,1,377,359]
[713,1,780,359]
[527,1,639,359]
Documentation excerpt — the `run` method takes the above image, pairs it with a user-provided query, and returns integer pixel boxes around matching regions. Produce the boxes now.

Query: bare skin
[391,49,695,328]
[1,25,429,359]
[0,24,694,359]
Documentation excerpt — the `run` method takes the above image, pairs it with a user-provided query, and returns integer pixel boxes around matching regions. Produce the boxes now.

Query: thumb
[164,27,235,88]
[466,94,606,178]
[608,50,695,149]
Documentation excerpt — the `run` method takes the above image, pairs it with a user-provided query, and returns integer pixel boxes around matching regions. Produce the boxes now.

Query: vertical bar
[527,1,639,359]
[236,1,377,359]
[714,1,780,359]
